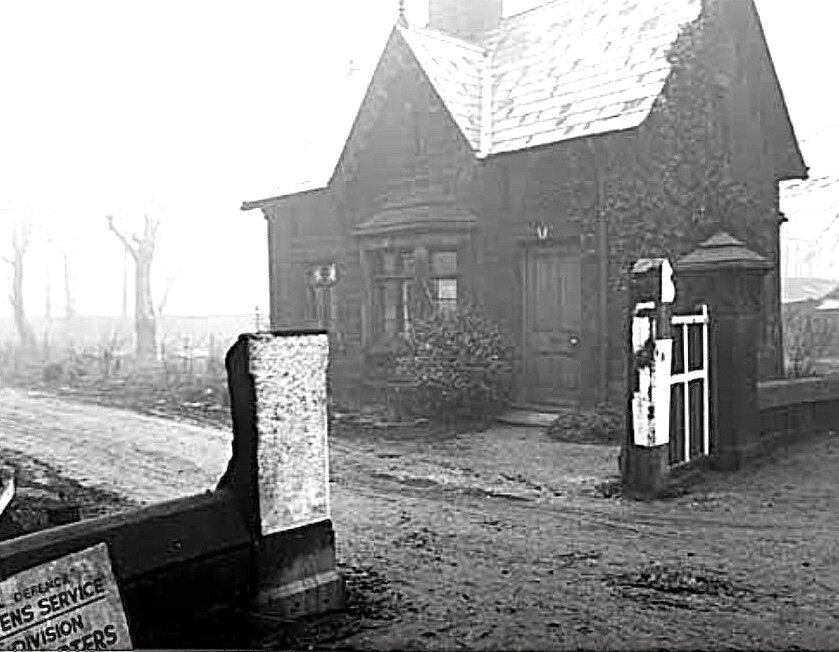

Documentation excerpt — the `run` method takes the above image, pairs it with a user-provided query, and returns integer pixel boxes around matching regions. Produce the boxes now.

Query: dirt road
[0,387,230,504]
[3,385,839,650]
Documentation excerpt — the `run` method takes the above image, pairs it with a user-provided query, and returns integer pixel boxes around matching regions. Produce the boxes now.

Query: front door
[524,246,582,405]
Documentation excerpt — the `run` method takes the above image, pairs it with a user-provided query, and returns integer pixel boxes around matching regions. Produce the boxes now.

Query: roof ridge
[399,24,487,54]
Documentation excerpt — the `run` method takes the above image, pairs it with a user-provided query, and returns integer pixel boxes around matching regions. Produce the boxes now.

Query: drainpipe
[591,140,610,405]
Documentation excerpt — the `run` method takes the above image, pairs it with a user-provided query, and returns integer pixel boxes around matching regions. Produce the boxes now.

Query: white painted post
[623,258,675,498]
[630,260,674,449]
[702,305,711,455]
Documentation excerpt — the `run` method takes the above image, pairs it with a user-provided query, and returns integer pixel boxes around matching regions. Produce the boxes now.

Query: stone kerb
[220,330,344,619]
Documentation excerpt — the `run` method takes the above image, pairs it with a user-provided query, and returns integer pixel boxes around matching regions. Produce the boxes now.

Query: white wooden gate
[669,305,710,465]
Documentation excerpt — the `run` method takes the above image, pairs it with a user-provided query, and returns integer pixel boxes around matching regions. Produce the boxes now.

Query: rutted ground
[2,385,839,650]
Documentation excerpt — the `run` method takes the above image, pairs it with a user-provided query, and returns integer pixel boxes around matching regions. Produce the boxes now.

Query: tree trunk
[134,255,156,360]
[63,252,75,321]
[11,255,36,350]
[107,215,159,361]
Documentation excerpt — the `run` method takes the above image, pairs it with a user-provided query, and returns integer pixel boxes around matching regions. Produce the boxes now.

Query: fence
[668,305,710,465]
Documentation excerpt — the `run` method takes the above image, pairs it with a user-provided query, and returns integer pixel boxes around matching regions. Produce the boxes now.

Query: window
[430,250,458,314]
[373,250,415,337]
[306,264,338,329]
[370,247,461,339]
[307,286,334,328]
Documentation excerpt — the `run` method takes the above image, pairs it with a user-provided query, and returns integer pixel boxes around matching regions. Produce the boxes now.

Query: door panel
[525,248,582,404]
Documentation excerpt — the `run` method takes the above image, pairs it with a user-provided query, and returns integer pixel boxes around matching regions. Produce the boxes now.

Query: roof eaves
[751,0,808,181]
[240,182,328,212]
[486,111,647,157]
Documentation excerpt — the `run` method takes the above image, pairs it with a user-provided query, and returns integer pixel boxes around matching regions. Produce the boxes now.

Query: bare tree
[62,248,76,321]
[1,219,37,350]
[106,214,159,360]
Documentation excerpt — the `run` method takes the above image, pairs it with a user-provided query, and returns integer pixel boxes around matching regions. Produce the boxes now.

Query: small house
[243,0,807,408]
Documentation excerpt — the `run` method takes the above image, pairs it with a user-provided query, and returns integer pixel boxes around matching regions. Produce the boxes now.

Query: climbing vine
[602,1,775,296]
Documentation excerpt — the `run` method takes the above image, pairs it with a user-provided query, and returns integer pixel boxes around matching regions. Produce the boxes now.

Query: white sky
[0,0,837,319]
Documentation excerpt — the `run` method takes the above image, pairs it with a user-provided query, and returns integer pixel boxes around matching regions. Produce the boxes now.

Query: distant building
[780,175,839,280]
[243,0,807,408]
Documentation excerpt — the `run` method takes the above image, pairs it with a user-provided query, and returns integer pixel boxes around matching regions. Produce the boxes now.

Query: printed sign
[0,543,132,651]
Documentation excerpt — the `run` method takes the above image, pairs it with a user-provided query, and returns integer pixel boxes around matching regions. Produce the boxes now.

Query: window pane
[401,252,416,276]
[431,251,457,276]
[436,278,457,301]
[381,252,398,275]
[384,281,400,335]
[401,280,414,333]
[435,278,457,314]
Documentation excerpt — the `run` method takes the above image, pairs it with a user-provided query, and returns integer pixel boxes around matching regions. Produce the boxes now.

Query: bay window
[354,204,476,347]
[369,246,461,340]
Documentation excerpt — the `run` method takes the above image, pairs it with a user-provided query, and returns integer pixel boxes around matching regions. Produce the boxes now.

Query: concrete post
[676,232,771,470]
[218,330,344,620]
[621,258,675,498]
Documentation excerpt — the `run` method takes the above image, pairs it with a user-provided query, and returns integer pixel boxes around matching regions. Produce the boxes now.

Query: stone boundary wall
[758,376,839,451]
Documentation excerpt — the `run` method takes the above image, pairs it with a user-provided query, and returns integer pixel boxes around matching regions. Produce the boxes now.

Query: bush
[546,405,624,445]
[395,306,513,423]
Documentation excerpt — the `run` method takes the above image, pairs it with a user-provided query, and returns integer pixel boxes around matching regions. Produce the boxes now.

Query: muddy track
[4,386,839,649]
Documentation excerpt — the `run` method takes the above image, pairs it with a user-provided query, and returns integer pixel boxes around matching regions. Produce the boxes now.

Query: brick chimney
[427,0,502,40]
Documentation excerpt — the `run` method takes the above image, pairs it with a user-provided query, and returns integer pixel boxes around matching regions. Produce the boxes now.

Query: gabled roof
[243,0,703,206]
[399,0,702,156]
[445,0,700,155]
[245,0,803,208]
[399,28,485,151]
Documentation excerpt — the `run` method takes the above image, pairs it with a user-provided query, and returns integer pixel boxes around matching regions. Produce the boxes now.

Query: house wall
[477,143,601,405]
[261,0,798,408]
[264,30,480,404]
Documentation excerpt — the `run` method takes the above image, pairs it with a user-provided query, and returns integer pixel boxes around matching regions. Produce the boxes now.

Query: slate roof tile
[401,0,701,156]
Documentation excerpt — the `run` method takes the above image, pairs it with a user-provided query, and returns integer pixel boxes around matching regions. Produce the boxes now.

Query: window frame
[372,248,416,339]
[428,248,460,315]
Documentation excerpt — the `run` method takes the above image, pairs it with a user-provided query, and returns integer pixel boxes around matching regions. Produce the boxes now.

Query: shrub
[395,306,513,423]
[546,405,624,445]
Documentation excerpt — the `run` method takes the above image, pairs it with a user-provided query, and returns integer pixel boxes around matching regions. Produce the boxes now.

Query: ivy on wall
[602,1,776,296]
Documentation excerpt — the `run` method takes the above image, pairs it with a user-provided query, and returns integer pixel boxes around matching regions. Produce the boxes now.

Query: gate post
[219,330,345,620]
[676,232,771,470]
[621,258,675,498]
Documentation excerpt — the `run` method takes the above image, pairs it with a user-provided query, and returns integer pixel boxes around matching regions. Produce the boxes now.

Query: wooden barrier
[0,330,344,649]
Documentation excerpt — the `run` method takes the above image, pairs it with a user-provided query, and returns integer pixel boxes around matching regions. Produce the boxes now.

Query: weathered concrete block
[220,331,344,619]
[249,333,331,534]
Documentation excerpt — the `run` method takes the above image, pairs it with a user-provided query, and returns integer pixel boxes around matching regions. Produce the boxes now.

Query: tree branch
[156,273,177,317]
[1,255,12,266]
[106,215,138,259]
[145,214,160,240]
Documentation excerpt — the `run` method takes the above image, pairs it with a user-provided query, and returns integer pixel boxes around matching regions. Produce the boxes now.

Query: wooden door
[524,247,582,405]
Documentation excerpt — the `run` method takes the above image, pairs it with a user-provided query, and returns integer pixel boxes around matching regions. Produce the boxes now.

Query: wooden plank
[0,488,250,583]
